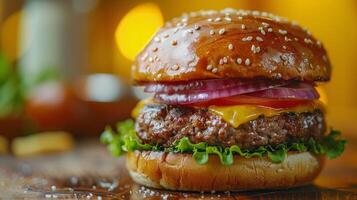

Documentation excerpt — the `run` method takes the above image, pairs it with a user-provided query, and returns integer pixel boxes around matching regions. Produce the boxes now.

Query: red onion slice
[248,83,319,99]
[144,79,282,94]
[154,81,284,105]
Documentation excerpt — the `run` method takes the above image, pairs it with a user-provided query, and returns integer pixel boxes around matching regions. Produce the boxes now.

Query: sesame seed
[207,18,213,22]
[282,45,287,49]
[316,40,322,47]
[260,29,266,35]
[262,22,269,27]
[187,29,194,34]
[164,33,169,38]
[154,37,161,42]
[214,17,221,22]
[304,38,313,44]
[194,24,201,30]
[218,28,226,35]
[306,29,312,36]
[224,17,232,22]
[268,28,273,32]
[245,58,251,66]
[172,64,179,70]
[141,53,148,61]
[223,57,228,63]
[237,16,243,20]
[284,36,292,42]
[241,24,246,30]
[278,29,287,35]
[223,10,232,15]
[242,36,253,41]
[206,64,213,71]
[152,47,158,52]
[219,57,228,65]
[236,58,242,64]
[171,40,178,45]
[251,45,261,54]
[228,43,234,50]
[148,57,153,62]
[212,68,218,73]
[256,36,263,42]
[209,30,215,35]
[181,18,188,22]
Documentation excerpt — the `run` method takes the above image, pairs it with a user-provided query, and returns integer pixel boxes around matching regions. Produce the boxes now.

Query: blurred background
[0,0,356,156]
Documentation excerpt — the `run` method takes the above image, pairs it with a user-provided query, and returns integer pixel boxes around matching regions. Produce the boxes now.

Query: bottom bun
[126,150,324,191]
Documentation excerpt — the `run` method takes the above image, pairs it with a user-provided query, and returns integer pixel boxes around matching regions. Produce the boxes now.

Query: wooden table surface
[1,137,357,200]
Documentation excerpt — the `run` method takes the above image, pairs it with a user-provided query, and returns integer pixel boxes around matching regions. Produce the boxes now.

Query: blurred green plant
[24,67,61,92]
[0,53,23,117]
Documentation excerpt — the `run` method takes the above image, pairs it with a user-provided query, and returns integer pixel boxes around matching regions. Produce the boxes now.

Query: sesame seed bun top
[132,9,331,83]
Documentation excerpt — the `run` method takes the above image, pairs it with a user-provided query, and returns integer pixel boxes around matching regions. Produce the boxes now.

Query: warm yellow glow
[1,11,22,61]
[317,86,328,105]
[115,3,163,61]
[268,0,357,107]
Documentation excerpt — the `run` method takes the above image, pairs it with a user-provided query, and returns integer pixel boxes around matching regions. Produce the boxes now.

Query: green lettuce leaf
[267,148,286,163]
[321,130,347,159]
[101,119,346,165]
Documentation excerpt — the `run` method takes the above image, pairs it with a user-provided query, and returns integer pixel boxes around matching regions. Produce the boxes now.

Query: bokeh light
[1,11,22,62]
[115,3,163,61]
[316,86,328,105]
[267,0,357,107]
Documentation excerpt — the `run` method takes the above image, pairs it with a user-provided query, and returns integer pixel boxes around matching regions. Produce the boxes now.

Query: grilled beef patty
[135,103,326,150]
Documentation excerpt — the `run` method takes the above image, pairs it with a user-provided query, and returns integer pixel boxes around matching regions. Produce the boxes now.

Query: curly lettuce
[101,119,346,165]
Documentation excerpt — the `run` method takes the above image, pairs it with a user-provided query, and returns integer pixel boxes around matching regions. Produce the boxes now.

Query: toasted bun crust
[126,150,324,191]
[133,9,331,83]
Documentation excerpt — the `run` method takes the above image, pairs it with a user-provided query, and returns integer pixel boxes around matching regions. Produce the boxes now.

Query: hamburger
[101,9,346,191]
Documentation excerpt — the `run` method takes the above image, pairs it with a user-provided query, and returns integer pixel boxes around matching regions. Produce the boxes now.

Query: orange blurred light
[317,86,328,105]
[268,0,357,108]
[1,11,22,61]
[115,3,163,61]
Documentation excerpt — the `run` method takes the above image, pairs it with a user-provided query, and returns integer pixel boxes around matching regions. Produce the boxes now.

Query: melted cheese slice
[132,98,325,128]
[131,97,154,118]
[209,102,325,128]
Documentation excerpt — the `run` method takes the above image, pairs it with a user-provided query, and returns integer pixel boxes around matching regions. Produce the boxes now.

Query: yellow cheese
[209,101,325,128]
[131,97,154,118]
[131,98,325,128]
